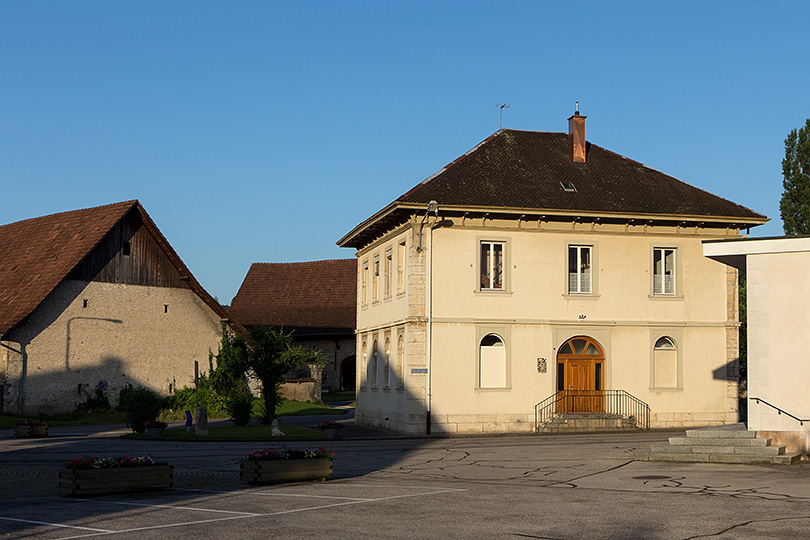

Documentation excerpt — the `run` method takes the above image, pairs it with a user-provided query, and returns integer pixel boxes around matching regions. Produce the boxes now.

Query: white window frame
[480,241,506,291]
[384,248,392,299]
[372,255,380,303]
[361,260,369,307]
[568,245,592,294]
[397,241,406,295]
[653,247,676,296]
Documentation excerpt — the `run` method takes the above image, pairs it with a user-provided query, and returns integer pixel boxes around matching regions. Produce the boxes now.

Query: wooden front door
[557,336,605,413]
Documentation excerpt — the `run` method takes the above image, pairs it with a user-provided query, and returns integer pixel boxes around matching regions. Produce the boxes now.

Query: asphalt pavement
[2,418,809,539]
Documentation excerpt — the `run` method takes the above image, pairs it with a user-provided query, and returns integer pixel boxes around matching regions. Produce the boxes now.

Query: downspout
[416,201,438,435]
[426,218,433,435]
[1,337,24,414]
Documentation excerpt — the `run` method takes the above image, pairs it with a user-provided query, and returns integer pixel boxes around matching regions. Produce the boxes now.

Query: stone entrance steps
[537,413,640,434]
[634,426,801,465]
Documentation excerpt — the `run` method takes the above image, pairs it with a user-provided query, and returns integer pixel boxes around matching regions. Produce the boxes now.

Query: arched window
[361,340,367,389]
[397,333,404,388]
[655,336,676,350]
[479,334,506,388]
[383,337,391,388]
[371,339,378,388]
[653,336,678,388]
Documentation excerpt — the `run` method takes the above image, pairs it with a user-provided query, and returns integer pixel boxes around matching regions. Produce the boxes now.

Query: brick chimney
[568,103,587,164]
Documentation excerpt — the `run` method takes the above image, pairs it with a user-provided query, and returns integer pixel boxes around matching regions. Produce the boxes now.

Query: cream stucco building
[0,201,240,414]
[338,113,767,435]
[704,236,810,456]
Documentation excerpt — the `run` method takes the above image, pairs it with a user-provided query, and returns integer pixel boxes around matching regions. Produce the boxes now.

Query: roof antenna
[494,103,511,129]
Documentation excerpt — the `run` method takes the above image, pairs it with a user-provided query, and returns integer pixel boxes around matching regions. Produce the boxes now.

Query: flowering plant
[316,420,343,430]
[15,419,48,427]
[63,454,165,470]
[244,447,334,461]
[144,420,168,429]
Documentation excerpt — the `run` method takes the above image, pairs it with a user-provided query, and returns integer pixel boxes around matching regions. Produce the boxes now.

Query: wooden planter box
[15,425,48,438]
[59,465,173,496]
[240,458,333,484]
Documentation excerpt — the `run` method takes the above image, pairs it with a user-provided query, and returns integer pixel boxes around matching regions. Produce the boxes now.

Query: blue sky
[2,2,808,303]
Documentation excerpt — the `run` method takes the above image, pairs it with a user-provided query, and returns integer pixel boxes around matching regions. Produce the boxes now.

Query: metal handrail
[534,390,650,431]
[749,396,809,427]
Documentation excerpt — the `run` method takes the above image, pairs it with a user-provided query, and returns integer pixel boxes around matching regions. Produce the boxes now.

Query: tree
[779,119,810,235]
[245,326,325,424]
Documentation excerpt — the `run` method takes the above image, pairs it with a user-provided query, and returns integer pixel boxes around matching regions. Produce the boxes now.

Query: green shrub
[76,387,111,412]
[228,395,254,426]
[118,384,165,433]
[163,374,229,418]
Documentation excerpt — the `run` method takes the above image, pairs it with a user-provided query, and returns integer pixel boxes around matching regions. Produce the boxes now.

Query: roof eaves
[409,203,769,226]
[337,201,425,248]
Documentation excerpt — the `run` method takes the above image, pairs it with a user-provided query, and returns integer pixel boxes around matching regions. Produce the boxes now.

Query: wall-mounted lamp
[416,200,439,253]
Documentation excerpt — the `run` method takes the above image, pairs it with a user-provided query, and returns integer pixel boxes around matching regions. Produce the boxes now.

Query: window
[360,340,367,389]
[373,255,380,303]
[397,241,406,294]
[653,248,676,295]
[653,336,679,389]
[480,242,504,290]
[361,261,369,306]
[371,339,378,388]
[383,337,391,388]
[568,245,592,294]
[384,249,392,299]
[479,334,506,388]
[122,241,131,256]
[396,333,404,388]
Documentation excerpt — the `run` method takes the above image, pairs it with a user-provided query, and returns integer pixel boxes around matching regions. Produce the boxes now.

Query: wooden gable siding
[68,209,189,288]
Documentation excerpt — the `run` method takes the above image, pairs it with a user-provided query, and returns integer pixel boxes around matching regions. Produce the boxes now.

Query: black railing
[534,390,650,431]
[750,397,809,427]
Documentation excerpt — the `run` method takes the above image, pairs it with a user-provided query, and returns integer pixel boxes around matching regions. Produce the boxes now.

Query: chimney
[568,102,587,164]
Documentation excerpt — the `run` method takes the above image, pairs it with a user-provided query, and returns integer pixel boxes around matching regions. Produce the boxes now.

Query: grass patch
[275,399,347,416]
[0,411,127,429]
[124,424,324,441]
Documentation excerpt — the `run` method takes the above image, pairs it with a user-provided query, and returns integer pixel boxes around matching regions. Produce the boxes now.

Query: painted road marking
[0,516,113,533]
[2,483,467,540]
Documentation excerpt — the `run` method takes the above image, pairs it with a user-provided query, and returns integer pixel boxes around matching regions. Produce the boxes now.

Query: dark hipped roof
[338,129,766,248]
[0,200,239,336]
[229,259,356,336]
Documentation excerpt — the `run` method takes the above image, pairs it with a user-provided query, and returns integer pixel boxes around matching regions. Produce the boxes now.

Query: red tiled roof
[228,260,356,335]
[338,129,767,248]
[0,201,238,336]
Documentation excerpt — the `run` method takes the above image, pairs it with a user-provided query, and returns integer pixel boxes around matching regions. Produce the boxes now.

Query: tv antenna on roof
[494,103,511,129]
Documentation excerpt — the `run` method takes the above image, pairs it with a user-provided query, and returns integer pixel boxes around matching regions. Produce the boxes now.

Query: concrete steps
[634,426,801,465]
[537,414,640,434]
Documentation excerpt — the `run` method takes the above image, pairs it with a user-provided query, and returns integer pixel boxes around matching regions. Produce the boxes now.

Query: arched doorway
[340,355,356,391]
[556,336,605,413]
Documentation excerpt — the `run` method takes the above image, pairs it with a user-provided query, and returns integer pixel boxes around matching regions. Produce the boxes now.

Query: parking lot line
[0,516,113,533]
[77,498,263,515]
[3,483,469,540]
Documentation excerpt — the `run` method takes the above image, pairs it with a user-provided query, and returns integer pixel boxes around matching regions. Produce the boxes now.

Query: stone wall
[2,280,223,414]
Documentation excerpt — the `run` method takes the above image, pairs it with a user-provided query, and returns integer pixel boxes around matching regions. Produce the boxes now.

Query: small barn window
[123,241,131,256]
